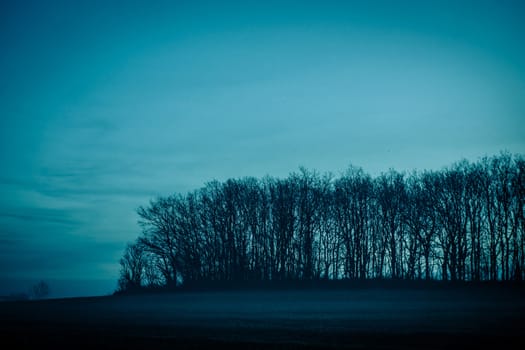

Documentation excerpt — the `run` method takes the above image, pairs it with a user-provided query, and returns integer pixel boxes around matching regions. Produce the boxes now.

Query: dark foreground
[1,286,524,349]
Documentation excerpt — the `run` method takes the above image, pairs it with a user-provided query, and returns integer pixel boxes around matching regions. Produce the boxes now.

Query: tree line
[118,153,525,291]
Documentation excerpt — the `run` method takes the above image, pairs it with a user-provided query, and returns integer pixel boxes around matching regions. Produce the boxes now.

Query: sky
[1,0,524,298]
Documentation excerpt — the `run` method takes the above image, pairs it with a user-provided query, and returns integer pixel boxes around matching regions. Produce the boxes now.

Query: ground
[1,285,524,349]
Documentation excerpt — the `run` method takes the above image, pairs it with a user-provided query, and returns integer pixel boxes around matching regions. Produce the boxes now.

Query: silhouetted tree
[117,153,525,292]
[118,242,145,291]
[30,280,50,299]
[376,170,406,279]
[334,166,374,279]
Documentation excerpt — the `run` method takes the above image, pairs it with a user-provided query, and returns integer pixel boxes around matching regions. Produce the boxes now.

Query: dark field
[1,286,524,349]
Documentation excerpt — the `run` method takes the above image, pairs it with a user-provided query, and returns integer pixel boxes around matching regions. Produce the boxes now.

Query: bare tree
[30,280,50,299]
[118,242,145,291]
[118,153,525,290]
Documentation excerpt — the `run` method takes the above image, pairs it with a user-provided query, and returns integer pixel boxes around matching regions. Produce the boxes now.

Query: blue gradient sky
[1,0,524,297]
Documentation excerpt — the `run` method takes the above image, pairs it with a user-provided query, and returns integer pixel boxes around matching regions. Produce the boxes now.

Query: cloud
[0,210,79,226]
[0,234,124,280]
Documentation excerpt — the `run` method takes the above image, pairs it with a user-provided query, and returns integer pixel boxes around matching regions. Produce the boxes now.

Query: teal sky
[1,0,524,297]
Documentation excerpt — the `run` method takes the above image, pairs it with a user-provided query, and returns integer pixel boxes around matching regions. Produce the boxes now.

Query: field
[1,285,524,349]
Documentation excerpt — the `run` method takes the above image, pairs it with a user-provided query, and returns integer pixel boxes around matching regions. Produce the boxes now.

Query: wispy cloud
[0,211,78,226]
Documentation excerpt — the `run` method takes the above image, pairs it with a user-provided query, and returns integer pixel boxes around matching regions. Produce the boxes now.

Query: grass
[1,283,524,349]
